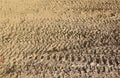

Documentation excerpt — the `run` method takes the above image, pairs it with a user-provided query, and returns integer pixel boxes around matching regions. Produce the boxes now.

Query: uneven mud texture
[0,0,120,78]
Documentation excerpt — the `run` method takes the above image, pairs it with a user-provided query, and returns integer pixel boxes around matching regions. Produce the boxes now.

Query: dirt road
[0,0,120,78]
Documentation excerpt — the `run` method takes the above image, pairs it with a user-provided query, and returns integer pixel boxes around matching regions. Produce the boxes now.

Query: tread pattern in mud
[0,0,120,78]
[0,46,119,78]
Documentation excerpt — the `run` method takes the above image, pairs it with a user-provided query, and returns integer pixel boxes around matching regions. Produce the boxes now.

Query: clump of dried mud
[0,0,120,78]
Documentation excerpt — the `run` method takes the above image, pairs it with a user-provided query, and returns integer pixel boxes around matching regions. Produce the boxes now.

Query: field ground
[0,0,120,78]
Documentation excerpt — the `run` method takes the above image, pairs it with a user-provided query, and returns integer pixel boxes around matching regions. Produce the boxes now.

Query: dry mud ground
[0,0,120,78]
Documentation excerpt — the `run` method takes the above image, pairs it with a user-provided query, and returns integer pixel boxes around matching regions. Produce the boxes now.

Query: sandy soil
[0,0,120,78]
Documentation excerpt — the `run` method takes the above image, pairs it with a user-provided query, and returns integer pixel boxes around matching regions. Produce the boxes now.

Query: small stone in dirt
[0,58,3,62]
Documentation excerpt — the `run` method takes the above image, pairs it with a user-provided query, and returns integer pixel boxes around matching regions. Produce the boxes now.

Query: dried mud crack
[0,0,120,78]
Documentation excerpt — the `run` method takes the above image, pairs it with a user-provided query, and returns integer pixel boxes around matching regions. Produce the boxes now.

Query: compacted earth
[0,0,120,78]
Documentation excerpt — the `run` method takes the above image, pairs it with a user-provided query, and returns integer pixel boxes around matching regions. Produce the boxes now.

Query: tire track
[0,0,120,78]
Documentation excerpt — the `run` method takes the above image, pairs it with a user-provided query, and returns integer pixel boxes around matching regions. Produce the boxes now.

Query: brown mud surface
[0,0,120,78]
